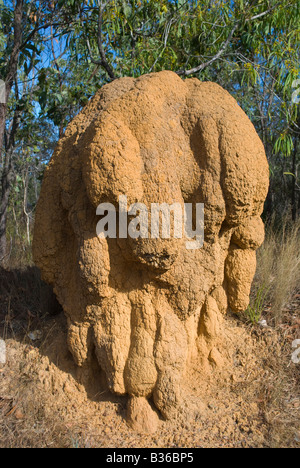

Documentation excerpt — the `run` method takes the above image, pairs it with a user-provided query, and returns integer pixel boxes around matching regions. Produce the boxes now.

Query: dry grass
[252,328,300,448]
[1,310,299,448]
[0,381,72,448]
[0,219,299,448]
[253,216,300,324]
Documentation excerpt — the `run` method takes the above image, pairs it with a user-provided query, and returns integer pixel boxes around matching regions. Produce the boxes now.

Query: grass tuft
[253,216,300,324]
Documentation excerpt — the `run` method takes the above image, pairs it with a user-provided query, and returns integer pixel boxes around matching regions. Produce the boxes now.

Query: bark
[0,0,24,262]
[0,151,13,262]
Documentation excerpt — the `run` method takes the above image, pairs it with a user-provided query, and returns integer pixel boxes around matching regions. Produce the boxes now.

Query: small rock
[208,403,217,410]
[209,348,224,367]
[258,319,268,328]
[28,330,42,341]
[14,409,24,420]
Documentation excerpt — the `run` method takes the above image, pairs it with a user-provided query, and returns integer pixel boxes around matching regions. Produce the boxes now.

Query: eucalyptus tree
[0,0,299,265]
[45,0,300,218]
[0,0,71,262]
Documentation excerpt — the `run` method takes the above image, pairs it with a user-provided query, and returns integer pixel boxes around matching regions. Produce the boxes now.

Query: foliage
[253,216,300,324]
[245,284,269,324]
[0,0,299,264]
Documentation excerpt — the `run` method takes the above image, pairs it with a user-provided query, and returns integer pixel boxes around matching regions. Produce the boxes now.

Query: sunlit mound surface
[33,71,269,430]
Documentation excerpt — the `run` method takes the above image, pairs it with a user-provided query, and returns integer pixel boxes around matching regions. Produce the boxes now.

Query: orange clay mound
[33,71,269,432]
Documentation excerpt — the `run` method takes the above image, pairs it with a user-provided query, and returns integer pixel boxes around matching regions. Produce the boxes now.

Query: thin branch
[20,22,65,50]
[149,17,177,73]
[176,2,292,78]
[5,0,24,90]
[85,0,116,80]
[177,23,238,77]
[247,2,293,22]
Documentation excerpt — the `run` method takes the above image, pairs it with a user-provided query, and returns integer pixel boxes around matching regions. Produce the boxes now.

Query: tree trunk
[0,155,13,261]
[0,0,23,263]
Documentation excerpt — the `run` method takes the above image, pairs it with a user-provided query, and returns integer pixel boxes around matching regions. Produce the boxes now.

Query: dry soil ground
[0,268,299,448]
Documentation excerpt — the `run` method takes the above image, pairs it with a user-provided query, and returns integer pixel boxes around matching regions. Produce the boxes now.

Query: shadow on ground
[0,266,126,412]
